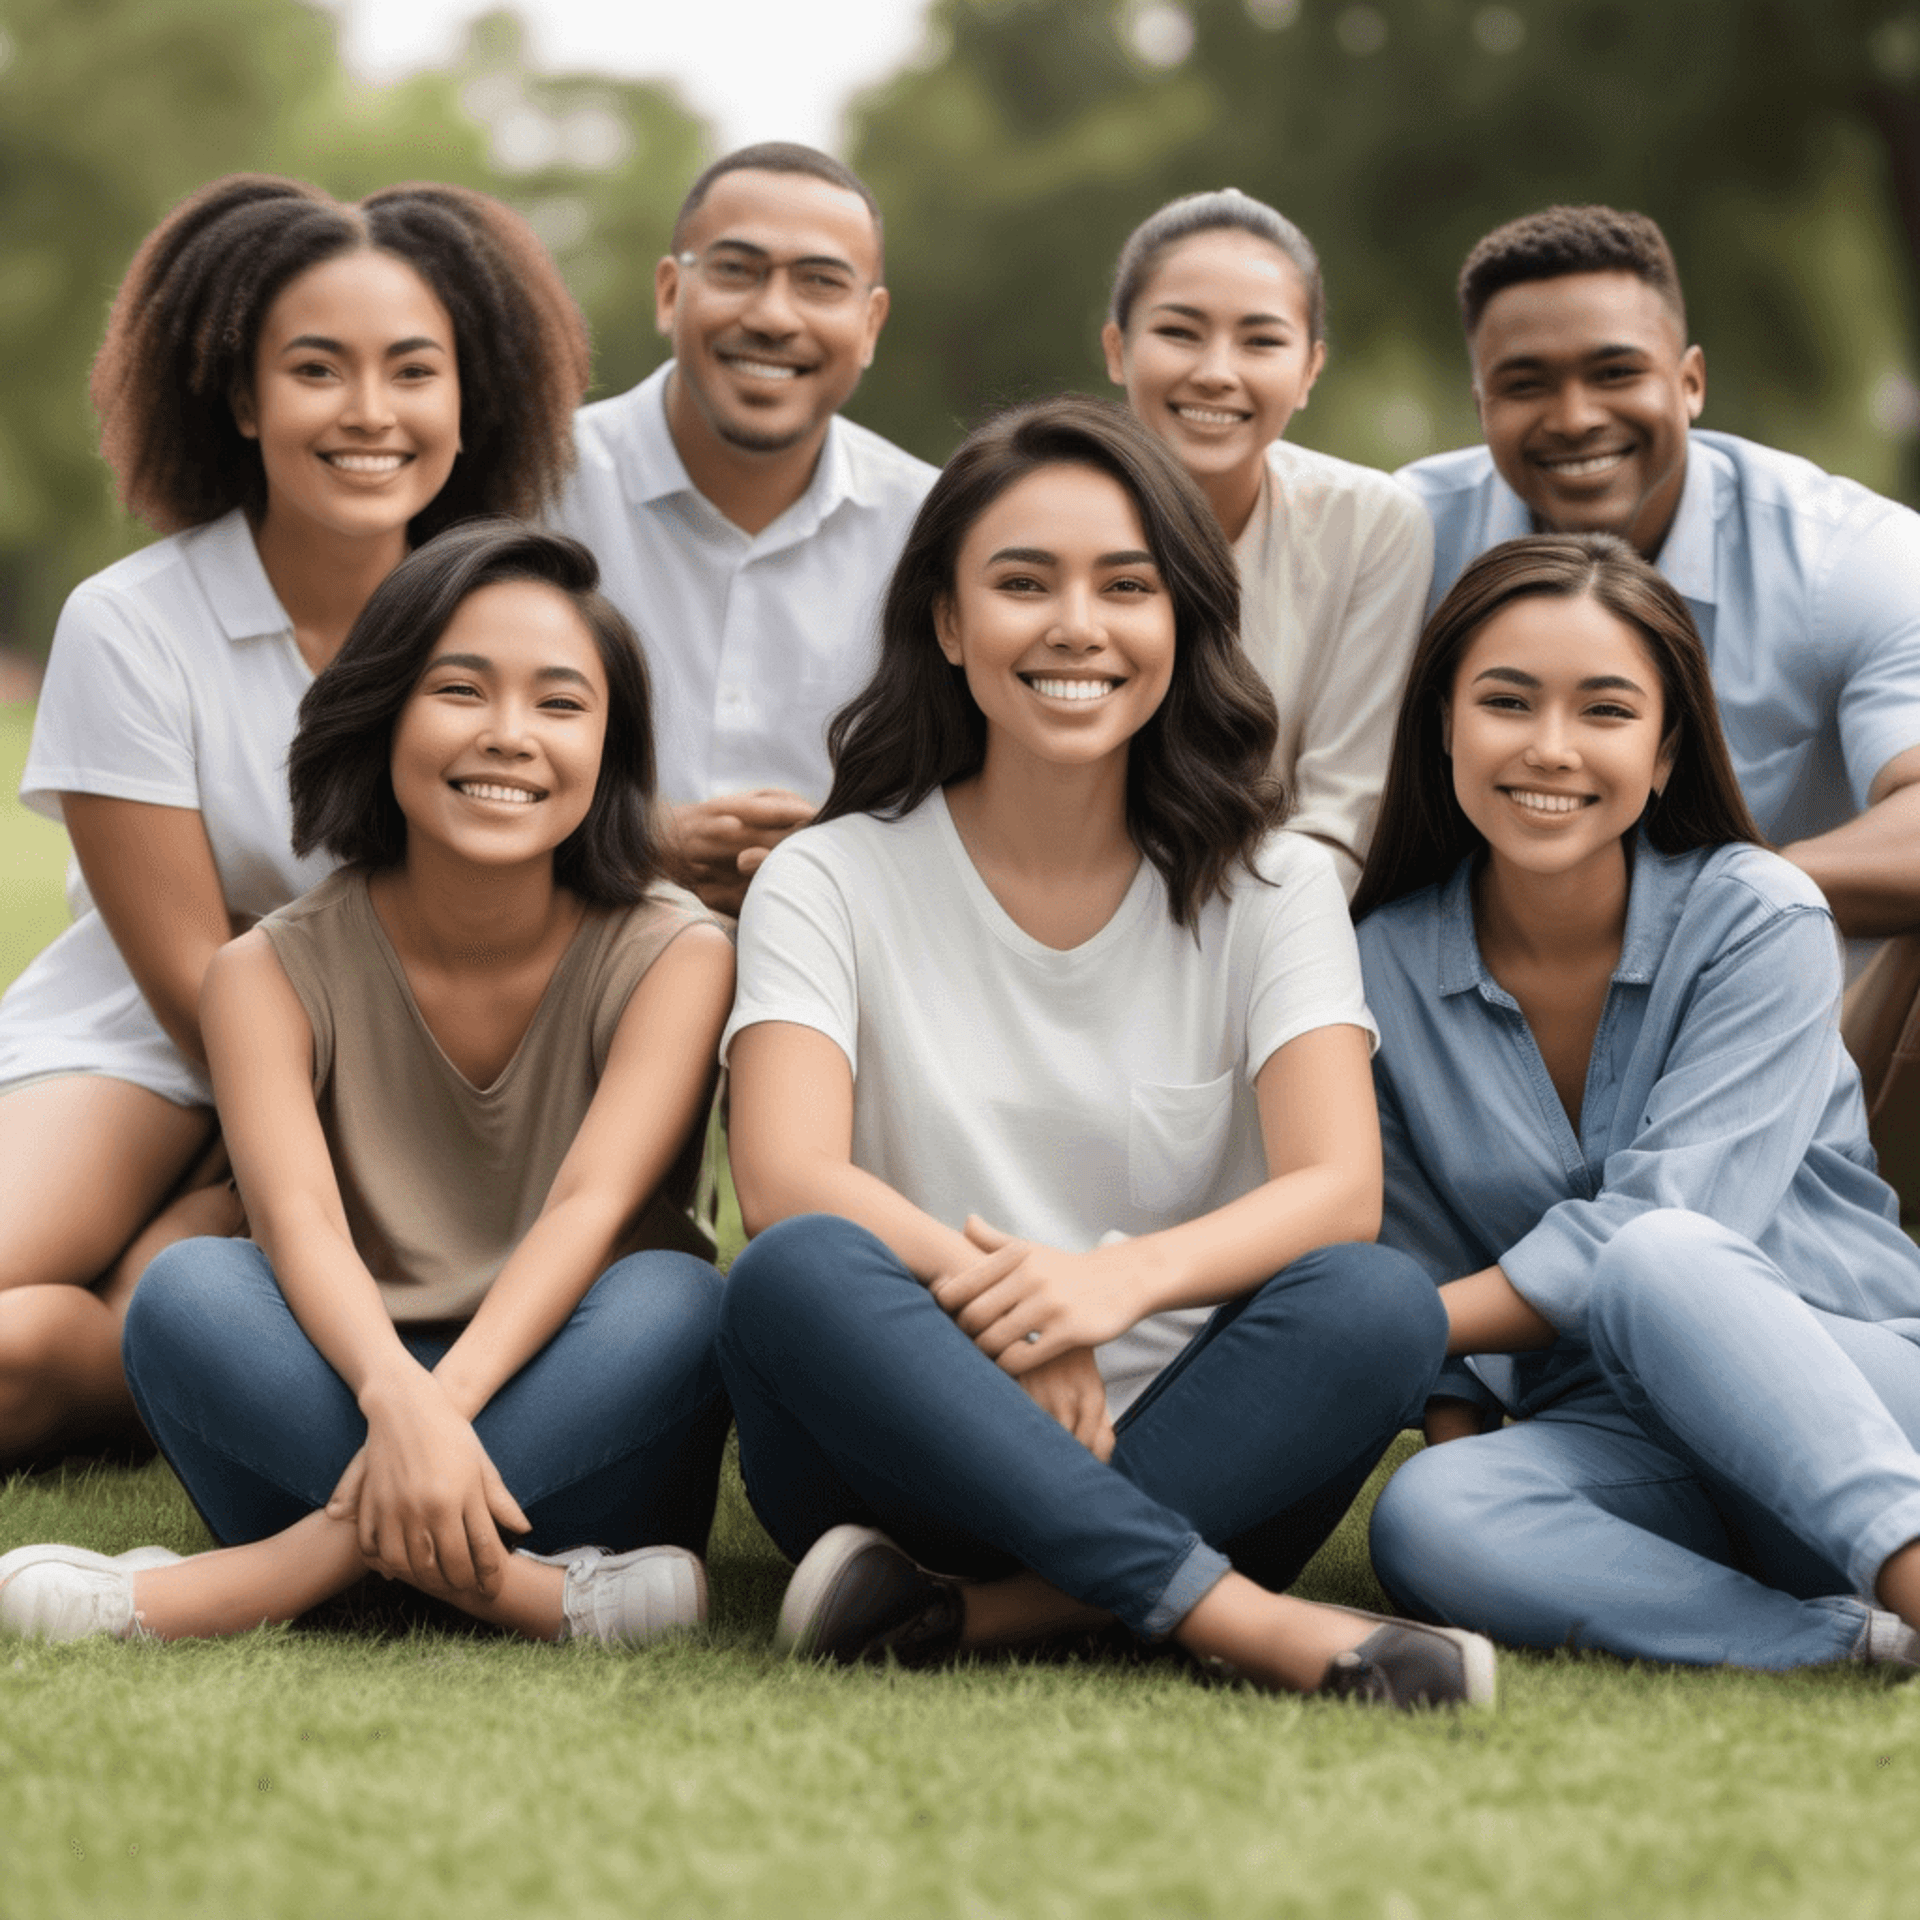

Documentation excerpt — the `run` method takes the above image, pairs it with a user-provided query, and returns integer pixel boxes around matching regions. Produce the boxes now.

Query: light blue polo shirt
[1399,431,1920,848]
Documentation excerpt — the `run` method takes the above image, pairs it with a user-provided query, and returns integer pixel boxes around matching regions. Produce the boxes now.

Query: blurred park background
[4,0,1920,673]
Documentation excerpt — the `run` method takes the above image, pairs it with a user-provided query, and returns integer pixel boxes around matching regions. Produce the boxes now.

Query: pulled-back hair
[822,395,1287,929]
[92,174,590,537]
[290,522,662,908]
[1109,188,1324,342]
[671,141,883,267]
[1351,533,1760,922]
[1458,204,1686,335]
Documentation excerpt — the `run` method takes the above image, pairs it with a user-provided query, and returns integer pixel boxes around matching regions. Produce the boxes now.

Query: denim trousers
[1371,1209,1920,1668]
[718,1214,1446,1640]
[123,1236,732,1556]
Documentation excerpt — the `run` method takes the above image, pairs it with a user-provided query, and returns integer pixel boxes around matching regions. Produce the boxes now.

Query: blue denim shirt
[1359,839,1920,1416]
[1398,431,1920,850]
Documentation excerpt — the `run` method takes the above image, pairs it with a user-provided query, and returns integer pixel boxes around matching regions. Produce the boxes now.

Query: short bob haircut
[289,521,663,909]
[92,173,591,539]
[1350,533,1761,922]
[1108,188,1325,343]
[1458,204,1686,336]
[821,395,1287,929]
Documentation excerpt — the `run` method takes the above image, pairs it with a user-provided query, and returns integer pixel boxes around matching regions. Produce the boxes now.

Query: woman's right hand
[1012,1347,1117,1461]
[328,1366,531,1598]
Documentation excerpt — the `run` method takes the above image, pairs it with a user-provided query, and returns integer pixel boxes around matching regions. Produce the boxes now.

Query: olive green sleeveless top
[259,870,719,1323]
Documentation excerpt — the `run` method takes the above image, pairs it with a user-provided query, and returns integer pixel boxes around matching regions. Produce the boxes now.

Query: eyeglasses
[675,247,868,310]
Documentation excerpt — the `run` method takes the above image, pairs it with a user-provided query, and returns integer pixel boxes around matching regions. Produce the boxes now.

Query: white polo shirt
[555,363,938,806]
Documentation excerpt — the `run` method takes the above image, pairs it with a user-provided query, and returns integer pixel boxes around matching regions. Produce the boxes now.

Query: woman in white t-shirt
[1101,190,1432,894]
[0,175,589,1463]
[718,396,1494,1709]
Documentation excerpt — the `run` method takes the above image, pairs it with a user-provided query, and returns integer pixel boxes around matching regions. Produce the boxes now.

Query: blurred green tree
[849,0,1920,495]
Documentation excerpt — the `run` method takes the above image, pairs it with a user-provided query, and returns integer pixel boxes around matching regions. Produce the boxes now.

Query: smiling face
[1445,588,1675,891]
[656,167,888,462]
[389,579,609,875]
[1101,228,1324,533]
[237,248,460,559]
[1471,271,1705,558]
[934,461,1175,782]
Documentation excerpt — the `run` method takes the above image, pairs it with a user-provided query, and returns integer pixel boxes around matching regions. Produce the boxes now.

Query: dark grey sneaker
[775,1524,964,1668]
[1316,1619,1499,1710]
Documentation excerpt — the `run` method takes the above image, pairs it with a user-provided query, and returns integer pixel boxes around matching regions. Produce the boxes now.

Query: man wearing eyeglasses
[559,143,937,913]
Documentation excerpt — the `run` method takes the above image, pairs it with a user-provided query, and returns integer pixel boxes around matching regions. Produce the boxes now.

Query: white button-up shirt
[555,363,937,805]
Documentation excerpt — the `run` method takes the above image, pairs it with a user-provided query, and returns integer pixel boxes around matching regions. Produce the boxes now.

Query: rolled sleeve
[1824,503,1920,807]
[1500,899,1844,1334]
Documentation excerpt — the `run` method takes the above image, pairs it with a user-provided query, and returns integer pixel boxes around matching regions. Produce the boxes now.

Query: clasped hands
[668,789,815,915]
[930,1217,1148,1464]
[324,1362,529,1602]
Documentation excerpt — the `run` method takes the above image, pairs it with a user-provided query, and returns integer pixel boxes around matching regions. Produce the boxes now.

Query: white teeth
[1541,451,1628,478]
[457,781,541,805]
[1027,677,1116,703]
[325,453,407,473]
[726,359,800,380]
[1507,789,1590,814]
[1172,405,1244,427]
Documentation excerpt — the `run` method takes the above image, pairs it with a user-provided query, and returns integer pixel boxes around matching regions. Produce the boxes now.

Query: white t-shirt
[1234,439,1433,896]
[2,511,332,1105]
[554,364,938,806]
[723,791,1376,1415]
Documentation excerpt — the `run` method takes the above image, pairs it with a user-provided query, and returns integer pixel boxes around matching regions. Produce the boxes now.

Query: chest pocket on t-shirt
[1128,1070,1238,1216]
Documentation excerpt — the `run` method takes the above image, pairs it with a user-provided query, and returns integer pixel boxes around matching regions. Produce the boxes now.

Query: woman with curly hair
[716,397,1494,1710]
[0,173,589,1463]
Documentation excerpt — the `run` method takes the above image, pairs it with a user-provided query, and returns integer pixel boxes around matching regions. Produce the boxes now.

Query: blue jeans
[718,1215,1445,1640]
[123,1237,731,1556]
[1371,1209,1920,1668]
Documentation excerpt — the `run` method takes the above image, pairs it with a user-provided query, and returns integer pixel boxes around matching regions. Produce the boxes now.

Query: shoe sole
[774,1523,890,1661]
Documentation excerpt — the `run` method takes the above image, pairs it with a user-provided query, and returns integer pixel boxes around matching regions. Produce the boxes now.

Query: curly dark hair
[289,522,662,909]
[821,395,1288,929]
[91,173,590,538]
[1350,533,1760,923]
[1458,205,1686,336]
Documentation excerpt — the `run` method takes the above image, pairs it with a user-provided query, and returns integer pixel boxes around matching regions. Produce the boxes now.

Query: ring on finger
[1024,1329,1042,1346]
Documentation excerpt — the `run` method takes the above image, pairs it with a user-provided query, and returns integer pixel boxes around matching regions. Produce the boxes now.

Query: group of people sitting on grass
[3,146,1920,1714]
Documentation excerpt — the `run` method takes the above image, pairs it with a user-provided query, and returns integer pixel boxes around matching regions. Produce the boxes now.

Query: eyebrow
[1472,666,1649,695]
[705,237,859,275]
[280,333,446,357]
[427,653,597,690]
[1487,341,1648,377]
[1148,300,1292,328]
[986,547,1159,569]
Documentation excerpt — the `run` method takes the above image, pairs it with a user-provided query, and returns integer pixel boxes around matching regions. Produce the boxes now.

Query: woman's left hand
[930,1217,1147,1372]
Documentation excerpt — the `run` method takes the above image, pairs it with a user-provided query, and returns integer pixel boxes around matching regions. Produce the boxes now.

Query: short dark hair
[290,522,663,907]
[1109,188,1325,343]
[1458,205,1686,336]
[1350,533,1761,922]
[670,142,884,268]
[821,396,1287,929]
[92,174,591,537]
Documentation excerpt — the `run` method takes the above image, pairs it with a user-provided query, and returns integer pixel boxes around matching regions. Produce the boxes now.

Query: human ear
[1294,337,1328,412]
[231,385,258,440]
[1100,320,1128,389]
[933,595,963,666]
[859,285,890,370]
[1653,727,1679,797]
[654,253,681,337]
[1680,343,1706,423]
[1439,698,1453,757]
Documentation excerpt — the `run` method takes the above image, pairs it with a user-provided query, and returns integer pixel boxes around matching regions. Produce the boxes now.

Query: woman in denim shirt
[1354,533,1920,1671]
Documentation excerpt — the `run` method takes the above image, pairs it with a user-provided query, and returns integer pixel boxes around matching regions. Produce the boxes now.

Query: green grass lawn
[4,705,1917,1920]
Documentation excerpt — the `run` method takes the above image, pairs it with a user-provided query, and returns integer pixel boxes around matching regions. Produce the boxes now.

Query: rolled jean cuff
[1140,1535,1232,1640]
[1850,1492,1920,1602]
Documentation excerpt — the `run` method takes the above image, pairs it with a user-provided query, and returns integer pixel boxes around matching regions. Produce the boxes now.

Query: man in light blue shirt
[1398,205,1920,951]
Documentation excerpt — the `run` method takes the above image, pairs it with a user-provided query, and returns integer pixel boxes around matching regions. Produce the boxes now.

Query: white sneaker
[0,1543,183,1643]
[1854,1608,1920,1672]
[518,1544,707,1647]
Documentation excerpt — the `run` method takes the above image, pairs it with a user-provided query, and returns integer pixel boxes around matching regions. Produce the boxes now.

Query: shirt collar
[1648,434,1721,608]
[629,361,861,540]
[1435,832,1695,999]
[188,509,292,644]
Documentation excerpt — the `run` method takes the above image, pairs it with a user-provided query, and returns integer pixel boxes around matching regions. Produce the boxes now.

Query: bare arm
[665,791,816,916]
[431,925,734,1418]
[64,795,235,1066]
[1780,745,1920,939]
[1437,1264,1556,1356]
